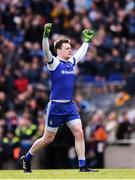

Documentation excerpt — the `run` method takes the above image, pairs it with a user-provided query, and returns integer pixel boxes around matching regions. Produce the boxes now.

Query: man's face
[57,43,72,60]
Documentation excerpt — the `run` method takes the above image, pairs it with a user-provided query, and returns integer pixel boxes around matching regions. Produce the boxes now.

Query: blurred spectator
[116,110,133,140]
[0,119,6,169]
[115,91,130,107]
[105,111,118,143]
[85,111,107,168]
[0,91,10,118]
[75,93,91,114]
[15,115,37,157]
[125,66,135,95]
[14,72,29,93]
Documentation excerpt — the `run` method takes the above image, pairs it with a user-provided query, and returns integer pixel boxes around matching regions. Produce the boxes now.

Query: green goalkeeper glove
[43,23,52,38]
[82,29,95,43]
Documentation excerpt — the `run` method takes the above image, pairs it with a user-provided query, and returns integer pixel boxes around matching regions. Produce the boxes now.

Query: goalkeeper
[20,23,97,172]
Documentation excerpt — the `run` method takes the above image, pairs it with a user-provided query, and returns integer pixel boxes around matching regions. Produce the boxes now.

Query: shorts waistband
[50,99,72,103]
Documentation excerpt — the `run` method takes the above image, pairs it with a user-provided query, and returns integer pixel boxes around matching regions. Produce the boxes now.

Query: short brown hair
[54,38,70,53]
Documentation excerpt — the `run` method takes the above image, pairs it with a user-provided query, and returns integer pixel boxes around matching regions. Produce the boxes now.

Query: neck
[57,56,68,61]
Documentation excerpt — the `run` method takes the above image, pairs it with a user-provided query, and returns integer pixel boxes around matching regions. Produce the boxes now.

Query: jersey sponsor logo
[61,70,75,75]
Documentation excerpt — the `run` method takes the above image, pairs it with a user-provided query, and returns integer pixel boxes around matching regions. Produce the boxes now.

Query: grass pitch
[0,169,135,179]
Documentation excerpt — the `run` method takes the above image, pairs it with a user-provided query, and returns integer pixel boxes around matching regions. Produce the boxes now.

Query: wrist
[43,31,48,38]
[84,38,90,43]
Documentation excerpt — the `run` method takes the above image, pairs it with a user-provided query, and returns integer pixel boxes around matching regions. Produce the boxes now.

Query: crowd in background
[0,0,135,169]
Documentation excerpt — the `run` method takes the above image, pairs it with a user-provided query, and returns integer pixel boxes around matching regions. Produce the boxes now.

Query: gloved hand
[82,29,95,43]
[43,23,52,38]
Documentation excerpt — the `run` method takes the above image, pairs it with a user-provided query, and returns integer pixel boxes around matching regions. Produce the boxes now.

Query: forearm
[42,37,53,63]
[73,29,95,63]
[73,42,89,63]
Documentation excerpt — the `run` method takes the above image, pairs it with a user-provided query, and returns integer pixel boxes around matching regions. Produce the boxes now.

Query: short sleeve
[68,57,76,66]
[47,56,60,71]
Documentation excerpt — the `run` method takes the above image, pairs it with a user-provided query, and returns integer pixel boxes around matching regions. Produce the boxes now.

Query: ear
[57,49,60,54]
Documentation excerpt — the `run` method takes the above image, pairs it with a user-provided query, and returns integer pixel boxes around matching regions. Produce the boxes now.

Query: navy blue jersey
[48,58,76,100]
[46,43,89,101]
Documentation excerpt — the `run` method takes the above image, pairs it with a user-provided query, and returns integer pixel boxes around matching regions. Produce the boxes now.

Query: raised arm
[42,23,53,63]
[72,30,95,63]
